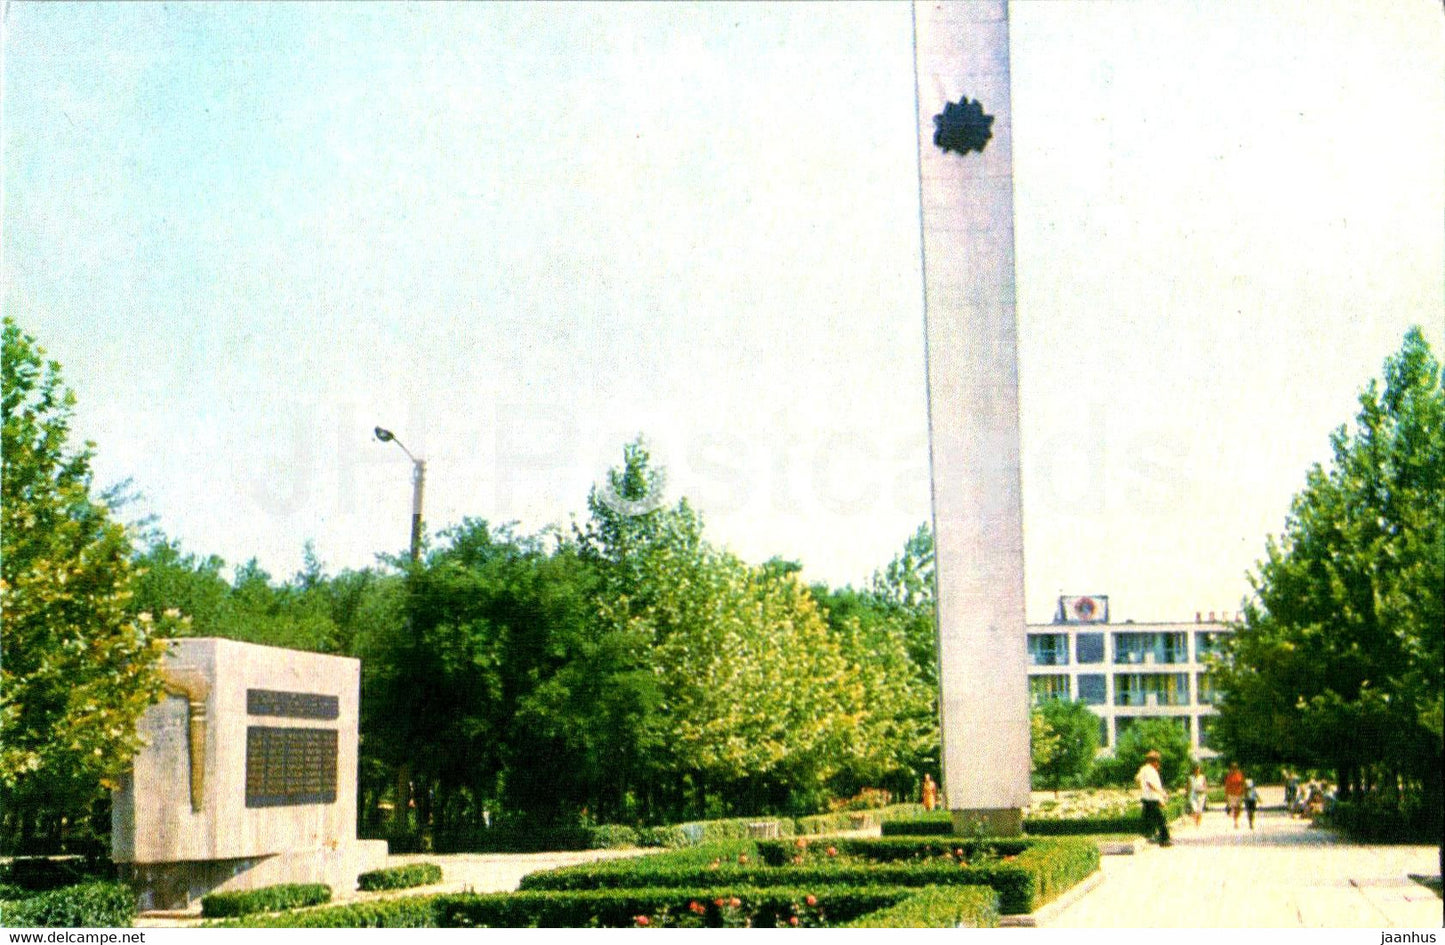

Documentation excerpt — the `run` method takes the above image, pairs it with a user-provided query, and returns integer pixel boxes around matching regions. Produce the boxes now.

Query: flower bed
[523,836,1097,915]
[881,795,1188,837]
[209,885,982,928]
[841,885,999,928]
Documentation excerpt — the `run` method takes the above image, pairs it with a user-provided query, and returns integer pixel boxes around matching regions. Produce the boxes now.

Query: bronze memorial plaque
[247,688,340,720]
[245,726,338,807]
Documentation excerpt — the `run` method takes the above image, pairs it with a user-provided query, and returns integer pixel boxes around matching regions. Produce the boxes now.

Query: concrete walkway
[380,848,651,896]
[1043,788,1443,928]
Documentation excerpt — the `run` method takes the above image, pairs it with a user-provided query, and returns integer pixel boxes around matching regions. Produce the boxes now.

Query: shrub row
[880,797,1188,837]
[523,837,1097,915]
[0,858,104,894]
[0,881,135,928]
[426,823,642,854]
[376,803,934,854]
[212,886,944,928]
[756,836,1032,865]
[841,885,999,928]
[357,863,443,891]
[1026,797,1187,835]
[1323,799,1443,844]
[794,803,928,836]
[207,896,442,928]
[200,883,331,918]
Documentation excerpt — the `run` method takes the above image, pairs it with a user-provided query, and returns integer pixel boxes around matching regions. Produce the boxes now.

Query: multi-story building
[1025,595,1233,757]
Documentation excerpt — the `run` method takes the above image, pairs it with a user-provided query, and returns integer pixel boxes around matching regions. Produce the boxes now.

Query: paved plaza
[1043,787,1443,928]
[136,788,1442,928]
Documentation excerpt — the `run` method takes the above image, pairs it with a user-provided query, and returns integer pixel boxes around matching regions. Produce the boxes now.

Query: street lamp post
[373,425,425,832]
[374,426,425,562]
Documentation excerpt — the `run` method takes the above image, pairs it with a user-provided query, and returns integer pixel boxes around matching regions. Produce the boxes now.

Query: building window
[1195,631,1224,661]
[1028,634,1069,667]
[1076,673,1106,705]
[1029,674,1071,705]
[1196,672,1217,705]
[1112,632,1187,665]
[1113,672,1190,707]
[1075,632,1105,664]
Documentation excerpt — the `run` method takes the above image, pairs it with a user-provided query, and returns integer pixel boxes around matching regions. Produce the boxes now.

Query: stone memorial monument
[112,638,387,911]
[913,0,1031,835]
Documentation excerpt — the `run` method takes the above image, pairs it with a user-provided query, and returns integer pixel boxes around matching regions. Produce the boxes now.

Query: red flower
[737,854,749,864]
[689,901,705,915]
[805,895,817,907]
[789,917,800,927]
[715,898,726,907]
[795,837,808,848]
[634,915,650,926]
[729,897,741,908]
[826,846,837,857]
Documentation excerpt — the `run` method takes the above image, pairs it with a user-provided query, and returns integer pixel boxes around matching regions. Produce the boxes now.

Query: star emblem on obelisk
[932,96,994,156]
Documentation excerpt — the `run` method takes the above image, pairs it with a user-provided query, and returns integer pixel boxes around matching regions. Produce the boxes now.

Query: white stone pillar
[913,0,1030,834]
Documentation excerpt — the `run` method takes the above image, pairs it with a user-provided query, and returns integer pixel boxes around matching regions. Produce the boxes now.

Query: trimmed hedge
[1323,799,1443,844]
[430,823,641,854]
[207,896,441,928]
[357,863,443,891]
[200,883,331,918]
[793,803,929,836]
[523,836,1098,915]
[882,797,1189,837]
[0,858,101,894]
[842,885,999,928]
[630,804,931,848]
[756,836,1031,865]
[0,882,135,928]
[1027,797,1188,835]
[375,803,932,854]
[211,886,936,928]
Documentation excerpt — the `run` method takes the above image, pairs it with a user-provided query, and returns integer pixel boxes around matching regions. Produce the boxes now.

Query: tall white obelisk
[913,0,1030,835]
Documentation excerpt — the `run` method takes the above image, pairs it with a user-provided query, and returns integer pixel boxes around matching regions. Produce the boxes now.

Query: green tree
[0,318,166,851]
[811,582,937,800]
[130,535,345,653]
[868,523,937,689]
[1210,328,1443,830]
[1112,718,1191,790]
[1029,708,1060,788]
[1031,700,1099,794]
[578,439,891,819]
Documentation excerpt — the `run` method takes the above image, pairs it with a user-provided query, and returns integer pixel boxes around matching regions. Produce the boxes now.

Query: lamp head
[374,427,395,443]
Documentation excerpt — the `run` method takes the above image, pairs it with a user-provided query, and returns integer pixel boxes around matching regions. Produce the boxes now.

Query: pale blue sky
[5,1,1442,623]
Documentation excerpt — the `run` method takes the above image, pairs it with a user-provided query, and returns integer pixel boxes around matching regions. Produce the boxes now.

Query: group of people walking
[1136,754,1263,845]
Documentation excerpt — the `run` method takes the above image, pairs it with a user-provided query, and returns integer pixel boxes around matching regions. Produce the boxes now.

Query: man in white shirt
[1135,749,1172,846]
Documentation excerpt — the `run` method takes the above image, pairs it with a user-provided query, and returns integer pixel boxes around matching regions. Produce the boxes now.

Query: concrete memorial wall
[112,638,386,911]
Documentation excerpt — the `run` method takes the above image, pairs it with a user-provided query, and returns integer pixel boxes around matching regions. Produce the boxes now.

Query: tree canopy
[1210,327,1443,827]
[1,318,166,848]
[1031,699,1100,793]
[3,324,951,850]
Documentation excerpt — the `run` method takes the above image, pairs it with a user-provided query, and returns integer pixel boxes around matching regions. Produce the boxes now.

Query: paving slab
[1042,788,1443,928]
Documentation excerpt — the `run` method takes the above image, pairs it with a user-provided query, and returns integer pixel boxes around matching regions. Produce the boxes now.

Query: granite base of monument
[951,808,1024,838]
[113,638,387,912]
